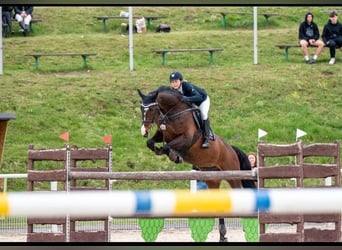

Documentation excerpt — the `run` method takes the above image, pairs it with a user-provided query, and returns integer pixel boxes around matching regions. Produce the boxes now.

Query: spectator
[248,152,258,185]
[298,12,324,64]
[2,5,14,37]
[248,152,257,169]
[169,71,211,148]
[322,10,342,64]
[13,5,33,36]
[136,17,146,33]
[191,165,208,190]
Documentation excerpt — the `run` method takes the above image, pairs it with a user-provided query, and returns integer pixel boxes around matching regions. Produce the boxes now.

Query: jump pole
[1,188,342,218]
[69,170,257,181]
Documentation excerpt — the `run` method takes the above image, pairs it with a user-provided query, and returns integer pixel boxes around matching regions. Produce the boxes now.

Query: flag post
[59,131,70,242]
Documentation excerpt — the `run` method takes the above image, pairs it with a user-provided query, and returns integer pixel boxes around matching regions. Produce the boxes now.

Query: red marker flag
[102,135,112,144]
[59,132,69,142]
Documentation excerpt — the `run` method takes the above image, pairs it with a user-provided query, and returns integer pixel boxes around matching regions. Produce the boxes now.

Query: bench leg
[263,15,271,24]
[81,55,88,68]
[161,52,166,65]
[33,56,40,70]
[220,13,227,28]
[284,48,289,60]
[146,18,151,30]
[209,51,214,64]
[102,19,107,31]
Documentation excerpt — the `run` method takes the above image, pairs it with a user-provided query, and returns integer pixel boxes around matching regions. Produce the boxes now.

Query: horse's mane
[144,85,181,104]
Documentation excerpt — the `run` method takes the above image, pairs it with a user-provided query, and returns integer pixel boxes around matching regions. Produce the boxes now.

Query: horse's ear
[137,89,146,99]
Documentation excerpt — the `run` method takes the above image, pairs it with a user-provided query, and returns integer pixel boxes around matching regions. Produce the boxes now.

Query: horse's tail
[231,145,256,189]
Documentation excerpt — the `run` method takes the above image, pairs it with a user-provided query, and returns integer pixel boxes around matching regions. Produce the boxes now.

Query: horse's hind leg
[204,180,228,242]
[219,218,227,242]
[228,180,243,189]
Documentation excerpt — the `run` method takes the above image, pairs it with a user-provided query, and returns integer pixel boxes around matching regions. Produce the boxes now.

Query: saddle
[192,109,216,141]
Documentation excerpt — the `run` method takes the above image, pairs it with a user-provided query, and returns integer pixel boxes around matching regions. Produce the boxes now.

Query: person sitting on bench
[13,5,33,36]
[322,10,342,65]
[298,12,324,64]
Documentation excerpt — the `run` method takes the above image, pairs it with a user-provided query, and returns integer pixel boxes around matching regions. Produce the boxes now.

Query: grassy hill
[1,6,342,191]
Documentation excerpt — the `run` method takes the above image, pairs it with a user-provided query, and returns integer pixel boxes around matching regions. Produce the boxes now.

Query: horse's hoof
[175,156,183,163]
[154,147,163,155]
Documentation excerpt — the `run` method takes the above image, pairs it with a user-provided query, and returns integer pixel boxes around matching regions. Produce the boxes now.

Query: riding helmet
[169,71,183,81]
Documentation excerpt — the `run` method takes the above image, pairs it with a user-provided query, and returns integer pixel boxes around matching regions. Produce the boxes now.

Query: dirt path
[0,228,247,242]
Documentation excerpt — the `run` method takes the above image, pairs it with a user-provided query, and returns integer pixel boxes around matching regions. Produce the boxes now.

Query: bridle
[141,100,197,126]
[141,99,202,155]
[140,102,160,124]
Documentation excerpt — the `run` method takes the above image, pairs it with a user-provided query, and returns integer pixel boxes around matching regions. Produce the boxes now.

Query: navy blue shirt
[178,81,207,106]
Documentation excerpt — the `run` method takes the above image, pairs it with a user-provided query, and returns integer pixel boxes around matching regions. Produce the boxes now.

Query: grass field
[1,6,342,191]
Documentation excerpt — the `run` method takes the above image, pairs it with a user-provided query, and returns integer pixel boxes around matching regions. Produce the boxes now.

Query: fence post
[51,181,58,233]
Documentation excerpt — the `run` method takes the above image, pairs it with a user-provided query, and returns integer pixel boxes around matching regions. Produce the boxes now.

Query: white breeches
[199,96,210,120]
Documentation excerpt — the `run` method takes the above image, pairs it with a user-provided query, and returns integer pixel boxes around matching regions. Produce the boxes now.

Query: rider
[169,71,211,148]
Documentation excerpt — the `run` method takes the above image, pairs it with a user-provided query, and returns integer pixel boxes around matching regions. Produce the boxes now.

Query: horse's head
[137,86,192,137]
[137,88,160,137]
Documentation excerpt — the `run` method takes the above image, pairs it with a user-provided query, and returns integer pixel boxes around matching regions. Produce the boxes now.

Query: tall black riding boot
[201,119,210,148]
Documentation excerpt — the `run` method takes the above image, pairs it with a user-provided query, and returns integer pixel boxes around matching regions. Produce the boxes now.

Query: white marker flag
[296,128,307,140]
[258,128,268,139]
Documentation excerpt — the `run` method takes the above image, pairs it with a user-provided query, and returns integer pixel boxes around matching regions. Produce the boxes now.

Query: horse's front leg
[161,134,192,163]
[147,130,165,155]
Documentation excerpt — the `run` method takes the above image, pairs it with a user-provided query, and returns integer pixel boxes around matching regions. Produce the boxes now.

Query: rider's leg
[199,97,210,149]
[202,118,210,148]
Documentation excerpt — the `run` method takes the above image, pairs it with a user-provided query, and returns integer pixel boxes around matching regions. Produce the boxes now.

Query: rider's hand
[181,96,189,103]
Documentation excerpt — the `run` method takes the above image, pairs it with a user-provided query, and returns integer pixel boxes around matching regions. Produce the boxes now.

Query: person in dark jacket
[13,5,33,36]
[298,12,324,64]
[322,10,342,64]
[2,6,14,37]
[169,71,211,148]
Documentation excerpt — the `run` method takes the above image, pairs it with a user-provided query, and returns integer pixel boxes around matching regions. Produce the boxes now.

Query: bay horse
[137,85,255,242]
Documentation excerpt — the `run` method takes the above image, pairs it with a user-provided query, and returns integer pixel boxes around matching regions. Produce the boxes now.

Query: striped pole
[0,188,342,218]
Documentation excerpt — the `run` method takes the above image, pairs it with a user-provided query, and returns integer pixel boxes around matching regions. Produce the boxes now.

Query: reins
[159,99,198,123]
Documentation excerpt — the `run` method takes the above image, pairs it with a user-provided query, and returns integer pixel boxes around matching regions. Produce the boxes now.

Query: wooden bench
[152,48,224,65]
[94,16,164,31]
[216,12,278,28]
[320,9,342,13]
[276,44,342,60]
[25,53,97,70]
